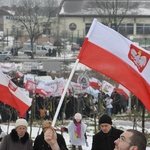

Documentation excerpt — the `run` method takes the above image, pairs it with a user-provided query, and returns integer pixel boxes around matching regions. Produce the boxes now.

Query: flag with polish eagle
[77,18,150,111]
[0,70,32,115]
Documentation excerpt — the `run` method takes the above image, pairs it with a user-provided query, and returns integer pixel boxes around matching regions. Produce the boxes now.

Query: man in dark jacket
[91,114,123,150]
[33,120,68,150]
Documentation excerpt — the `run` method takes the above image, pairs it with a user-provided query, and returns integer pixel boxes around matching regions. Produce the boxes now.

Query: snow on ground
[0,119,150,150]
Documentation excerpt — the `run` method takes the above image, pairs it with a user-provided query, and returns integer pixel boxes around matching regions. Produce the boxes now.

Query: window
[136,24,150,35]
[136,24,144,35]
[119,24,126,35]
[43,29,51,35]
[126,24,133,34]
[144,24,150,34]
[85,23,91,35]
[118,24,133,35]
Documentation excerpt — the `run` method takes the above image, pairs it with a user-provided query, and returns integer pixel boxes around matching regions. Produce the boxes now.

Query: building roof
[0,6,14,16]
[59,0,150,16]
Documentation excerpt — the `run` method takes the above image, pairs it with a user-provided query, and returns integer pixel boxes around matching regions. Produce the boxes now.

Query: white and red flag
[0,71,32,115]
[16,70,24,78]
[89,77,101,90]
[78,19,150,111]
[24,80,37,93]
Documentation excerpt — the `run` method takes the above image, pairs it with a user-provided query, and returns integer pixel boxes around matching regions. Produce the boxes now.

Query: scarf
[75,122,81,138]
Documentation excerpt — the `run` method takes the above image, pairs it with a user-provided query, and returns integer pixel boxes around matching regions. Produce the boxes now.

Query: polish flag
[24,80,37,93]
[16,70,24,78]
[36,89,48,97]
[89,77,101,90]
[0,71,32,115]
[78,19,150,111]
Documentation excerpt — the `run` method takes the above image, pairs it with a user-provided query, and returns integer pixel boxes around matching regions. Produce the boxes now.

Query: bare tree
[87,0,140,32]
[12,0,58,58]
[0,104,17,134]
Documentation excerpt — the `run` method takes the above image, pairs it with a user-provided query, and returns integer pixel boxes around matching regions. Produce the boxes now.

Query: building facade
[58,0,150,49]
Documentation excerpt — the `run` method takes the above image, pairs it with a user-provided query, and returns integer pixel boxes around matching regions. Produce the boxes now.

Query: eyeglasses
[118,136,131,144]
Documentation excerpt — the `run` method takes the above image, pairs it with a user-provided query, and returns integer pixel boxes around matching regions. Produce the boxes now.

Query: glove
[61,127,68,132]
[61,127,65,131]
[85,140,89,147]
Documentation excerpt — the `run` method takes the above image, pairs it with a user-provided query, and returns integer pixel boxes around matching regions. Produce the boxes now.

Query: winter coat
[91,126,123,150]
[33,131,68,150]
[0,129,33,150]
[68,121,87,146]
[0,127,6,141]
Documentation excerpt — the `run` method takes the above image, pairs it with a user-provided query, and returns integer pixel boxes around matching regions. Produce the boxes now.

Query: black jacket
[33,131,68,150]
[91,127,123,150]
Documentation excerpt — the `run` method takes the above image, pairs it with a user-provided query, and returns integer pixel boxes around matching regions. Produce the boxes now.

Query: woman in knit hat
[91,114,123,150]
[34,120,68,150]
[0,118,33,150]
[67,112,87,150]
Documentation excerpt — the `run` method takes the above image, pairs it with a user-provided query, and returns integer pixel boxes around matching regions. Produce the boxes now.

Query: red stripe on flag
[0,84,30,115]
[89,82,100,89]
[78,39,150,111]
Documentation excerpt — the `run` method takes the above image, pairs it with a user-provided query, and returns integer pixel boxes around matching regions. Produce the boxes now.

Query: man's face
[114,131,135,150]
[100,123,112,133]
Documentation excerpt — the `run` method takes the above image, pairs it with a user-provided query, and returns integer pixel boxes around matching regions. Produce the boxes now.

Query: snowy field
[0,119,150,150]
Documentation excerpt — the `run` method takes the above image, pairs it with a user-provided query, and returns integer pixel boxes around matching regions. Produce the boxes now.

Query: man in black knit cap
[91,114,123,150]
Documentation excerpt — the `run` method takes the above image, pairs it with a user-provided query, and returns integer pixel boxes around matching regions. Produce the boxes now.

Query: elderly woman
[0,118,33,150]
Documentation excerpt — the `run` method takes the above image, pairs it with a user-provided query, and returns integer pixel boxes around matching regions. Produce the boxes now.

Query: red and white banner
[16,70,24,78]
[69,82,86,95]
[0,63,16,73]
[78,19,150,111]
[54,77,65,97]
[89,77,101,90]
[0,71,32,115]
[24,80,37,93]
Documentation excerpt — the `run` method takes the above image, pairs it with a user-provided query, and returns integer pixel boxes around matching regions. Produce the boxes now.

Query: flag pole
[52,59,79,127]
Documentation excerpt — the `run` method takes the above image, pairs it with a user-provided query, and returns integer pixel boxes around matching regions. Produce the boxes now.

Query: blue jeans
[106,108,112,115]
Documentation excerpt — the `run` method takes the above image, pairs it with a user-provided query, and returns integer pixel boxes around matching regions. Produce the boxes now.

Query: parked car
[23,43,57,56]
[0,51,12,60]
[71,44,80,51]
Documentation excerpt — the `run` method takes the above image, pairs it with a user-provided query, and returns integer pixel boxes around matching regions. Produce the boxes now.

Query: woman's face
[16,125,27,137]
[75,119,81,123]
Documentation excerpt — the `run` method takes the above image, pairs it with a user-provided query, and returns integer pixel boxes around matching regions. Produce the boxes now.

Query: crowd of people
[0,113,148,150]
[0,69,145,124]
[0,74,146,150]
